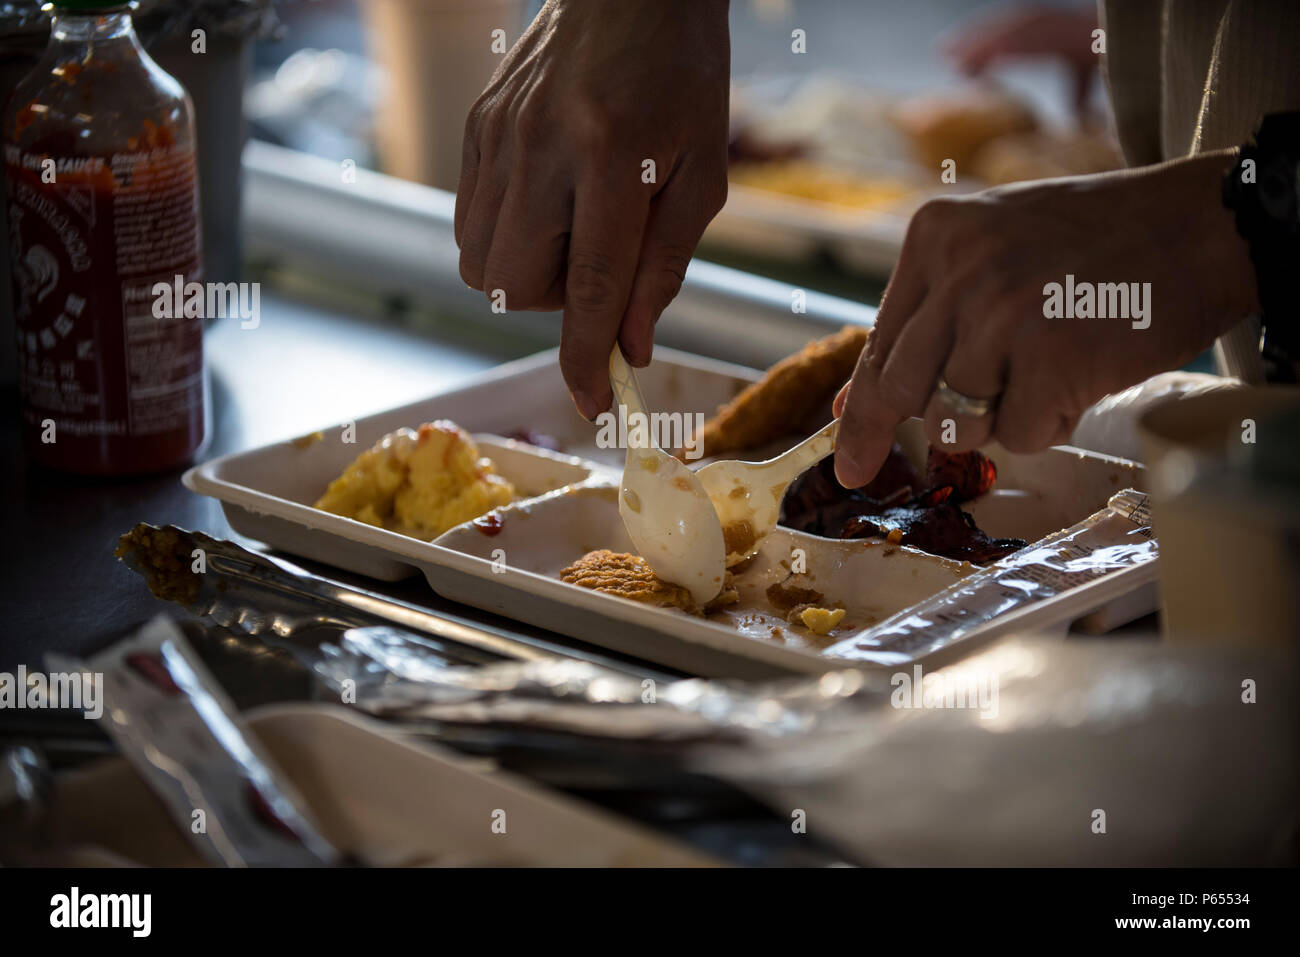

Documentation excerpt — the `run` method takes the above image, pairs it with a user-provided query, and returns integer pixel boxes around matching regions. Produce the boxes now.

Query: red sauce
[473,512,505,536]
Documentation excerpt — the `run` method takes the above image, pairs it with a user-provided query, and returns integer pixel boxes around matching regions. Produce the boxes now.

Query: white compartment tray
[185,347,1151,679]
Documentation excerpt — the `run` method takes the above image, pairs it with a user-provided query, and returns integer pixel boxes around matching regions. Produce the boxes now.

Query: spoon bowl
[609,349,726,606]
[695,419,839,566]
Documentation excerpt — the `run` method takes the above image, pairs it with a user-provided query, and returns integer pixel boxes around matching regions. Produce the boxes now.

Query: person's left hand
[832,149,1261,488]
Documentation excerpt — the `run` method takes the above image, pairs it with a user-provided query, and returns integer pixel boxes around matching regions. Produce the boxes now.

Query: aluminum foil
[315,625,894,742]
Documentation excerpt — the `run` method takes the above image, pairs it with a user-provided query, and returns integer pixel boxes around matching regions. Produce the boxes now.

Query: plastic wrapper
[693,635,1299,866]
[1070,370,1244,462]
[50,615,339,867]
[824,489,1158,665]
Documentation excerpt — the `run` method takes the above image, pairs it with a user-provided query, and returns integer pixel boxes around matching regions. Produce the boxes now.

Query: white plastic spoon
[695,419,840,566]
[608,347,727,606]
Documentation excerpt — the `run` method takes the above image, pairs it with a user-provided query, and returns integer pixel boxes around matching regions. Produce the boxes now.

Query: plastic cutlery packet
[825,489,1160,666]
[48,616,342,867]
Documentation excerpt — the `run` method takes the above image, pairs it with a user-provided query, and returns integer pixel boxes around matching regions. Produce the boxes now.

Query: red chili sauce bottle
[4,0,205,475]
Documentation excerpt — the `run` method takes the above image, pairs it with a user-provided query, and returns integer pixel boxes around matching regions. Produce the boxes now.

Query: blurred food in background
[714,75,1121,273]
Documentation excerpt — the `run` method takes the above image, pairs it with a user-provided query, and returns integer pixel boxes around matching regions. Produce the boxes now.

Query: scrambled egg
[314,421,514,539]
[798,606,846,635]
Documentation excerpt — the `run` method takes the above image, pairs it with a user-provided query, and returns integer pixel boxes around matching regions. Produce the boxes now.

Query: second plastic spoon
[695,419,840,565]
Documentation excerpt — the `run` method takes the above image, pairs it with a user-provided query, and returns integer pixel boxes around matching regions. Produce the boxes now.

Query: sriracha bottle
[4,0,205,475]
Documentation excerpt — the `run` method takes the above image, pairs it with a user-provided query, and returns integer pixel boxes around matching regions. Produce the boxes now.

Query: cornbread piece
[688,325,869,459]
[314,421,514,540]
[115,524,201,605]
[560,550,738,616]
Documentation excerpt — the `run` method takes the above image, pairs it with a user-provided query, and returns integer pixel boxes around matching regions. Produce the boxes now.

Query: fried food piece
[560,550,738,615]
[688,325,869,459]
[115,524,202,605]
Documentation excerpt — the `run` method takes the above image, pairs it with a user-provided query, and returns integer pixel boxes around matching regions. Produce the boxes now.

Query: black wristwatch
[1222,110,1300,371]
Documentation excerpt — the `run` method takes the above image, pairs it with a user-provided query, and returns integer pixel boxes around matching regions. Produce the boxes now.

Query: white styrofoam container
[184,347,1151,679]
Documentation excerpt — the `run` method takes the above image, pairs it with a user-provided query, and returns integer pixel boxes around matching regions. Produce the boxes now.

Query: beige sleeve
[1099,0,1166,167]
[1186,0,1300,154]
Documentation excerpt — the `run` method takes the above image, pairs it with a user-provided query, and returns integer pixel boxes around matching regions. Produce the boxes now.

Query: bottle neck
[51,9,137,45]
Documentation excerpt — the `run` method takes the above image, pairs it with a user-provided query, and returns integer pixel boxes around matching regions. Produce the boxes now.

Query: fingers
[994,348,1076,453]
[560,174,650,419]
[859,215,932,375]
[921,314,1008,451]
[619,161,726,367]
[482,177,571,311]
[456,109,510,290]
[453,104,483,249]
[832,382,849,417]
[832,261,946,486]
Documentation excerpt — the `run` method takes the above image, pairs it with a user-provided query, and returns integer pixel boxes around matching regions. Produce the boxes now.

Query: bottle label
[6,142,203,451]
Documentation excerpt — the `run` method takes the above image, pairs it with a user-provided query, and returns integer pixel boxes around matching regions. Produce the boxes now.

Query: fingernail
[574,390,610,421]
[834,446,865,489]
[573,390,598,421]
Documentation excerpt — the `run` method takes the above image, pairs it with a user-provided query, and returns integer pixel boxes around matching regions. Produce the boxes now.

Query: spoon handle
[768,418,840,484]
[609,347,651,448]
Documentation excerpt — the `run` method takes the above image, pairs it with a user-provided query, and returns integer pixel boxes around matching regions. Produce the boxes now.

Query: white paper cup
[1138,386,1300,647]
[361,0,528,190]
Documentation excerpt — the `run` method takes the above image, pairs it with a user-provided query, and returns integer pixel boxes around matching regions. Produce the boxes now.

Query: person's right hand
[455,0,732,420]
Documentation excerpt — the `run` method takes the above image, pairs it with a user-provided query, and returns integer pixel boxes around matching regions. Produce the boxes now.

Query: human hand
[943,3,1100,115]
[455,0,731,419]
[832,149,1261,488]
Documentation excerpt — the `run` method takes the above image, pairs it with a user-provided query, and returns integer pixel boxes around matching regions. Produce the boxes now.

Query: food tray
[185,347,1151,679]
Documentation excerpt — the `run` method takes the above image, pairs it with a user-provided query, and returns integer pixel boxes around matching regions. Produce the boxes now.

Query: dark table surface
[2,291,544,673]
